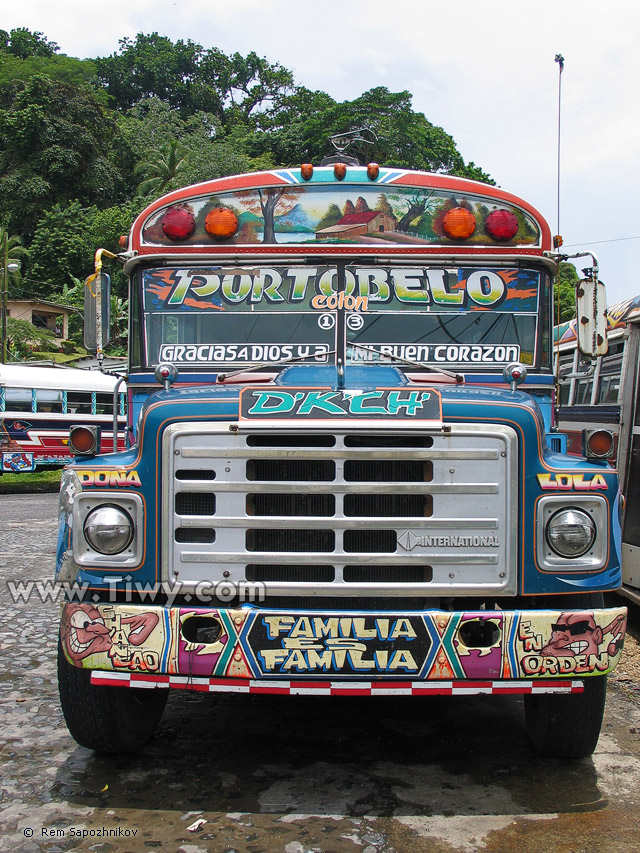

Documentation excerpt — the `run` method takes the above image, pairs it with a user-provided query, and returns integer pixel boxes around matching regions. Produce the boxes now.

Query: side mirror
[84,271,111,351]
[576,276,608,358]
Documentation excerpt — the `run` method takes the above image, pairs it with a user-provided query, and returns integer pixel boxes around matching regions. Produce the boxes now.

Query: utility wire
[564,236,640,247]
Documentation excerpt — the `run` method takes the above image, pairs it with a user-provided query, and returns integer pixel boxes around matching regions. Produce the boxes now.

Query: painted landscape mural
[141,182,541,248]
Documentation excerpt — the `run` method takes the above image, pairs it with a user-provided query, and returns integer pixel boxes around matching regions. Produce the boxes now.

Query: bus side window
[4,388,33,412]
[596,345,623,404]
[36,389,64,414]
[557,354,573,405]
[95,393,114,415]
[575,379,593,404]
[67,391,93,414]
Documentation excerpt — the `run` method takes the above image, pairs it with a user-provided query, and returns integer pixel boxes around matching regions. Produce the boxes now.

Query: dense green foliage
[555,262,579,323]
[0,27,496,357]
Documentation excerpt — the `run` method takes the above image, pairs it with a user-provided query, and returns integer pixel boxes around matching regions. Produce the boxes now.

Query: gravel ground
[609,597,640,702]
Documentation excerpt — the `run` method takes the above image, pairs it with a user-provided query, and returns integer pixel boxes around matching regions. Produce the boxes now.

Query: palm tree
[134,139,190,198]
[1,225,28,282]
[1,225,29,363]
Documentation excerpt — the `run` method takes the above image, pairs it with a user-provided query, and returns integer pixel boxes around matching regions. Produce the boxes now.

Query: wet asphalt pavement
[1,492,640,853]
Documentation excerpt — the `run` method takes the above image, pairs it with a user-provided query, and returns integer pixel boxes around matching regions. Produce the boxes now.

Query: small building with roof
[7,298,71,340]
[315,211,397,240]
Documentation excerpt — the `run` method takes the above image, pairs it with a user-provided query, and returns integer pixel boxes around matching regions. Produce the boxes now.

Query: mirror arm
[545,250,599,281]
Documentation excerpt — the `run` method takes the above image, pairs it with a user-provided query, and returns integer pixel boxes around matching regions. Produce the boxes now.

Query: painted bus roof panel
[131,167,551,255]
[555,293,640,344]
[0,364,121,393]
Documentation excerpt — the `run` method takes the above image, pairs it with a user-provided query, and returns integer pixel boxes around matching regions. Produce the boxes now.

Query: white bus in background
[555,294,640,602]
[0,364,126,473]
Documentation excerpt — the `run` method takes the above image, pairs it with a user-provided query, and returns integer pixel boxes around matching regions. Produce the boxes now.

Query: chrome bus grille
[163,423,517,597]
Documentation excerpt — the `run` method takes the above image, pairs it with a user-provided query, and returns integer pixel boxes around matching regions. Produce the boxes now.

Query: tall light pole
[1,229,21,364]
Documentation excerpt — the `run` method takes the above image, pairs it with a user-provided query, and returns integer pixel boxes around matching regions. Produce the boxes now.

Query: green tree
[27,200,142,298]
[26,202,96,293]
[118,97,201,159]
[0,53,99,104]
[96,34,294,125]
[96,33,224,116]
[135,139,190,197]
[0,74,130,235]
[119,97,271,193]
[316,203,342,231]
[0,28,59,59]
[555,262,579,324]
[6,316,59,361]
[216,50,294,124]
[0,28,99,108]
[251,86,493,182]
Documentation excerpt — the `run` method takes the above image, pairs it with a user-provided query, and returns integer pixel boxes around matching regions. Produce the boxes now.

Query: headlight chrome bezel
[537,495,608,572]
[73,492,144,568]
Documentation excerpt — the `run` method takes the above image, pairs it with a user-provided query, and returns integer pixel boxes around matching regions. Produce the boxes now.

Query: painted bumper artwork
[60,603,627,682]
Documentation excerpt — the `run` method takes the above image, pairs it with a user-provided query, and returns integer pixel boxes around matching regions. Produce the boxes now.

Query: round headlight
[84,505,134,555]
[546,508,596,558]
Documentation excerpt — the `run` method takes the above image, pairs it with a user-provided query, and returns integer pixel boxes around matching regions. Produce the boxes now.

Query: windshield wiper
[216,349,337,383]
[348,343,464,383]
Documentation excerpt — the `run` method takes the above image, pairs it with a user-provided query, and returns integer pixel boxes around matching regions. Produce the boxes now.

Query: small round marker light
[162,206,196,241]
[155,362,179,391]
[334,163,347,180]
[301,163,313,181]
[367,162,380,180]
[485,209,519,241]
[442,207,476,240]
[503,362,528,391]
[69,425,100,456]
[583,429,615,459]
[204,207,239,240]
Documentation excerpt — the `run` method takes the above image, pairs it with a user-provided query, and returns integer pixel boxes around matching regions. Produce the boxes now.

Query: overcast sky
[5,1,639,305]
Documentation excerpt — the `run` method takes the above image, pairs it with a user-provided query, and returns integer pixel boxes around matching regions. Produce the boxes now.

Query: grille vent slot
[246,528,335,552]
[343,565,432,583]
[344,435,433,448]
[246,564,335,582]
[343,529,396,553]
[343,493,432,517]
[175,493,215,516]
[344,459,432,482]
[247,493,335,516]
[176,469,216,480]
[247,434,336,447]
[175,528,215,543]
[247,459,335,481]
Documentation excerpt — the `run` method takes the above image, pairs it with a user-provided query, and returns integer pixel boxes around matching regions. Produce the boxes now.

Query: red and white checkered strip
[90,672,585,695]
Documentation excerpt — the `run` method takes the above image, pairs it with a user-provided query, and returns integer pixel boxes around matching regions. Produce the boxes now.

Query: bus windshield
[140,264,547,370]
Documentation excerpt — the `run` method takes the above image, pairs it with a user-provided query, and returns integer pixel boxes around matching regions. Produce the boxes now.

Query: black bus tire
[57,638,168,754]
[524,674,607,759]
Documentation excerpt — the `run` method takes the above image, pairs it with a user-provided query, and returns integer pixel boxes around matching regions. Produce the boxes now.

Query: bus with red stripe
[0,364,126,472]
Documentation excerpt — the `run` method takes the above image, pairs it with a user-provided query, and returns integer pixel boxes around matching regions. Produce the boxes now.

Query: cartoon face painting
[62,604,112,663]
[540,611,603,657]
[61,603,159,663]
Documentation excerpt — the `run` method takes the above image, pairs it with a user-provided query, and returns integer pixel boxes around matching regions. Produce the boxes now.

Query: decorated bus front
[55,166,626,758]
